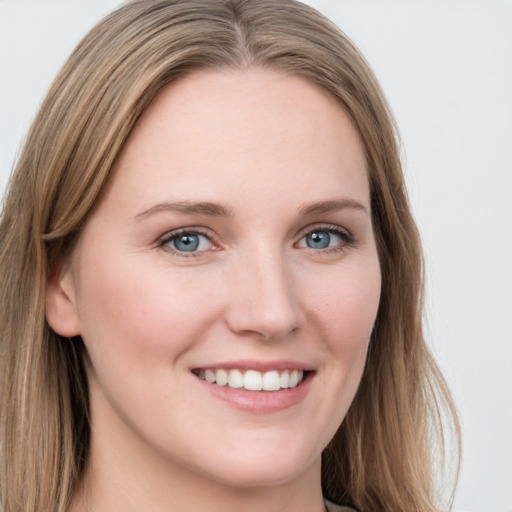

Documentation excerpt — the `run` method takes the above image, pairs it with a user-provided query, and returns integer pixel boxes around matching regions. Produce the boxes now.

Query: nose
[225,250,303,340]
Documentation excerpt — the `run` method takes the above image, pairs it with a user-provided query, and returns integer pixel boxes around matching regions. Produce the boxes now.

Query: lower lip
[195,372,314,414]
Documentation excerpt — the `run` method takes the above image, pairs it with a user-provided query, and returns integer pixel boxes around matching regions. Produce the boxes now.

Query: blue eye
[305,231,332,249]
[298,227,351,251]
[163,231,212,253]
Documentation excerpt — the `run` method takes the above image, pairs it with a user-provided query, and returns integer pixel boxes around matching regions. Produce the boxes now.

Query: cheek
[293,258,381,449]
[306,259,381,355]
[74,253,222,368]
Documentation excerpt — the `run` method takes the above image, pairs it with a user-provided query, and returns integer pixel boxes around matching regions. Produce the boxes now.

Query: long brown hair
[0,1,460,510]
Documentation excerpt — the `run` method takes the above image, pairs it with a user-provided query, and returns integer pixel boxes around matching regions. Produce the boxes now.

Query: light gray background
[1,1,511,511]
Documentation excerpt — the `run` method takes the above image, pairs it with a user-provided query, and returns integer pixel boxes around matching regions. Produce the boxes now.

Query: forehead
[100,67,369,217]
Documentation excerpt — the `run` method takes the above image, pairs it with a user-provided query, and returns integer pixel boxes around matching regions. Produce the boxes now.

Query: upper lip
[192,359,315,372]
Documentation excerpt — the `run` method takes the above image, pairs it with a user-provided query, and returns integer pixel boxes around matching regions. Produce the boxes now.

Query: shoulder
[324,499,357,512]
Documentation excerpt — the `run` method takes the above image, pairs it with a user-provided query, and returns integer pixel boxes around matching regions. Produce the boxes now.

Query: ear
[46,265,82,337]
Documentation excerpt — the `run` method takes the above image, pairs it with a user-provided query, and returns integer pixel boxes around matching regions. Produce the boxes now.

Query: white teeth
[289,369,300,388]
[244,370,262,390]
[262,370,281,391]
[228,369,243,388]
[215,369,228,387]
[280,370,290,389]
[195,368,306,391]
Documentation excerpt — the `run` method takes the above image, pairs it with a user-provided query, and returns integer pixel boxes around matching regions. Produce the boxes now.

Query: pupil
[308,231,330,249]
[175,233,199,252]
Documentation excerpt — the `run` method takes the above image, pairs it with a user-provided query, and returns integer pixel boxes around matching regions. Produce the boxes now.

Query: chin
[184,435,322,490]
[204,458,316,490]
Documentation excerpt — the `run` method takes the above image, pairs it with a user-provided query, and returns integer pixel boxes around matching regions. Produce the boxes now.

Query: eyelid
[295,223,353,240]
[158,227,220,257]
[294,223,356,251]
[156,223,355,257]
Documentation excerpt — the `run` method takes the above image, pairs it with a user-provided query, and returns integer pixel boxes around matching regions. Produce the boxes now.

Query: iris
[306,231,331,249]
[173,233,200,252]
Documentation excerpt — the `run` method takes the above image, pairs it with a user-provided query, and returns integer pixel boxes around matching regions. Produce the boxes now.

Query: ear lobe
[46,268,81,337]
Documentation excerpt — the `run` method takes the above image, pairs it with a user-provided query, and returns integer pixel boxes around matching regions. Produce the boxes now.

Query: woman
[0,1,460,511]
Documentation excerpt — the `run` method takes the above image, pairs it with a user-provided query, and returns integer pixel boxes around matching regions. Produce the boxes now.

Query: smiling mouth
[192,368,306,391]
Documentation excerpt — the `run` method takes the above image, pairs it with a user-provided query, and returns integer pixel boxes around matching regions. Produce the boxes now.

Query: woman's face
[48,68,381,489]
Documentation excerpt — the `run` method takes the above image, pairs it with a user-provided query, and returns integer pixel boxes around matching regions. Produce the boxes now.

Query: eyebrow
[134,201,233,221]
[134,198,368,222]
[298,199,369,216]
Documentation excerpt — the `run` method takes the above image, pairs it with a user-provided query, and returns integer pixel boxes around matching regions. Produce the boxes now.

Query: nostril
[226,307,302,341]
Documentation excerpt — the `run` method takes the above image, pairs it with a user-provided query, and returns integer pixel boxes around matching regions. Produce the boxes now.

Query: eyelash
[296,224,356,254]
[159,228,219,258]
[158,224,356,258]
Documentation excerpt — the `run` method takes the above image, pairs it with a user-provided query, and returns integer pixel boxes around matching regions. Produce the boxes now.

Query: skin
[46,68,381,512]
